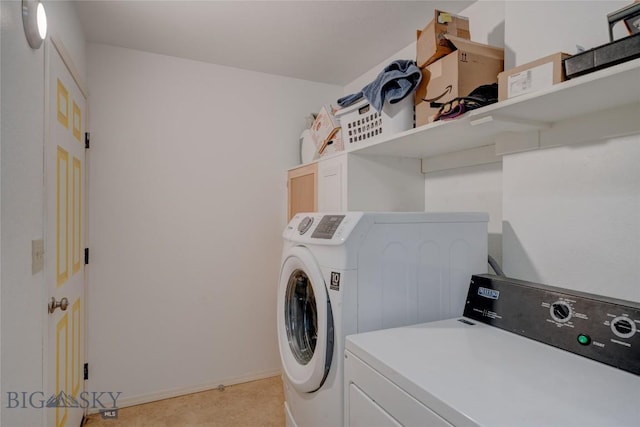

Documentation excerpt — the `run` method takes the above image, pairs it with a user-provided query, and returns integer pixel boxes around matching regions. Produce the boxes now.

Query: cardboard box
[416,9,470,68]
[320,129,344,157]
[310,105,340,154]
[415,36,504,127]
[497,52,570,101]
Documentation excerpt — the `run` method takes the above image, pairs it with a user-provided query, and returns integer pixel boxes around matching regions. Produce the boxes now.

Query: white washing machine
[345,274,640,427]
[277,212,489,427]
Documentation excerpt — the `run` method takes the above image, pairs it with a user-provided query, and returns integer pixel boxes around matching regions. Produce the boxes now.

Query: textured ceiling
[75,1,474,85]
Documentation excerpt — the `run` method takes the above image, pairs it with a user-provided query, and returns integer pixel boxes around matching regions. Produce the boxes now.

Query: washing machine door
[277,246,334,393]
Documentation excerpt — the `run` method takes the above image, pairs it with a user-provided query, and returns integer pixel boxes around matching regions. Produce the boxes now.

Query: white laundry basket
[335,96,414,151]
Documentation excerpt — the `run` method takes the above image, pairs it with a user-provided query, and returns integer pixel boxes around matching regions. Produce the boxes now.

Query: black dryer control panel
[464,274,640,376]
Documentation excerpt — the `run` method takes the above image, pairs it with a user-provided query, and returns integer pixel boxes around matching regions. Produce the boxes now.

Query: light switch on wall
[32,239,44,274]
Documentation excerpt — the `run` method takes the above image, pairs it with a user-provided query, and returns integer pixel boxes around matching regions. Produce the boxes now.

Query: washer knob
[297,216,314,235]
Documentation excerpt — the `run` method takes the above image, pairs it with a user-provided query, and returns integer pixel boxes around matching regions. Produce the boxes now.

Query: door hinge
[84,363,89,380]
[85,132,90,149]
[84,248,89,265]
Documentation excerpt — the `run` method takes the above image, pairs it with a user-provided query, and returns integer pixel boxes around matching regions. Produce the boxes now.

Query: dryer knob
[298,216,314,235]
[550,301,572,323]
[611,316,636,339]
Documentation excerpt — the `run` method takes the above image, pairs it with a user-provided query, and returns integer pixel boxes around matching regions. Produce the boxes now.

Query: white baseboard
[87,369,282,414]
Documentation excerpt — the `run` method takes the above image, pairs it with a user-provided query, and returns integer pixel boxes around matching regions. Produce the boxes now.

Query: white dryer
[345,274,640,427]
[277,212,489,427]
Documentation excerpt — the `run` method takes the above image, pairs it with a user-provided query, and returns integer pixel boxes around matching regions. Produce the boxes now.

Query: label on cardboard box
[507,62,554,98]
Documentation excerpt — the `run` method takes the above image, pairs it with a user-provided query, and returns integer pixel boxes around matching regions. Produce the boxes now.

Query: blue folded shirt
[337,59,422,112]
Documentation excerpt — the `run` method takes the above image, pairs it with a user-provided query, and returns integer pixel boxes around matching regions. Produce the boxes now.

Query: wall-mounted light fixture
[22,0,48,49]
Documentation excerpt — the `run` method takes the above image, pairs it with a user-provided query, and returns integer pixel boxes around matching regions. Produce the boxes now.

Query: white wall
[502,0,640,301]
[503,138,640,301]
[46,1,88,81]
[504,1,628,69]
[87,44,342,405]
[425,162,503,265]
[1,1,86,425]
[0,2,44,423]
[343,44,416,98]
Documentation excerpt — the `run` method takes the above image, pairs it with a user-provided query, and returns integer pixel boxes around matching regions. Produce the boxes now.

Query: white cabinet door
[318,154,346,212]
[317,152,425,213]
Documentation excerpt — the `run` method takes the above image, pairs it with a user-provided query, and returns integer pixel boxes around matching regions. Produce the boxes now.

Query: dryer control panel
[464,274,640,376]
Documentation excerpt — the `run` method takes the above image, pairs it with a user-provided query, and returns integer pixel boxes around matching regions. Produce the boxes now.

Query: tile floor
[84,375,285,426]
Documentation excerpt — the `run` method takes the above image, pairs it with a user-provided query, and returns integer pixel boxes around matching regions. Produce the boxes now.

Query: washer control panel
[464,274,640,376]
[284,212,361,244]
[310,215,345,239]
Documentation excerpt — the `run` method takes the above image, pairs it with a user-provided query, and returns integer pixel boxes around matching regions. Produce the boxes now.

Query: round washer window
[284,269,317,365]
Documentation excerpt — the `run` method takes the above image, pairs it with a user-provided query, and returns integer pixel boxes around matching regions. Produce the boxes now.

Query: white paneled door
[45,41,87,427]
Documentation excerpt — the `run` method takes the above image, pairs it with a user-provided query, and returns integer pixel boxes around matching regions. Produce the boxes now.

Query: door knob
[48,297,69,314]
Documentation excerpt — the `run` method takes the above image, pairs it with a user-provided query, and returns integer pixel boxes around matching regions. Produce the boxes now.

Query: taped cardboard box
[415,36,504,127]
[416,9,470,68]
[497,52,570,101]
